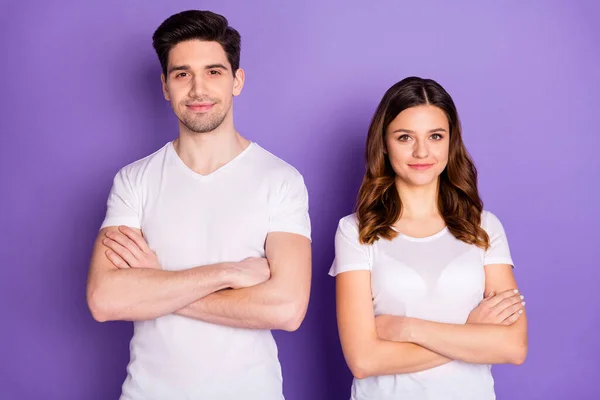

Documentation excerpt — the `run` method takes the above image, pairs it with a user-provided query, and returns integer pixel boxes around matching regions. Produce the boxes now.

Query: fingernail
[520,295,524,300]
[521,301,526,306]
[518,310,523,314]
[513,289,519,294]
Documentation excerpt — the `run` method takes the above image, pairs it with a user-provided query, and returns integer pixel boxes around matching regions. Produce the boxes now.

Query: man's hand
[228,258,271,289]
[102,226,161,270]
[103,227,270,289]
[467,289,525,326]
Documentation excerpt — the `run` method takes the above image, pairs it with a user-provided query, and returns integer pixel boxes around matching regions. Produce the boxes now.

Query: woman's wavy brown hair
[356,76,490,249]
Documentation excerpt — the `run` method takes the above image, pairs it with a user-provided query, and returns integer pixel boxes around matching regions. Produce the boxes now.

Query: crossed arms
[86,226,311,331]
[336,265,528,379]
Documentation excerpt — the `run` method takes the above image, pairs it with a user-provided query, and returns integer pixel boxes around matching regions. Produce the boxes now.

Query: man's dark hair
[152,10,241,77]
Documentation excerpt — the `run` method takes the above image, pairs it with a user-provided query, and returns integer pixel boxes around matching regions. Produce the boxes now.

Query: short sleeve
[329,215,372,276]
[483,211,514,267]
[268,171,311,240]
[100,168,141,230]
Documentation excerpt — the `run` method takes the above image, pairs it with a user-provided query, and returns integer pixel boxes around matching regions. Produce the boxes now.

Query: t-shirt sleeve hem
[268,225,312,242]
[100,217,141,231]
[328,262,371,276]
[483,257,515,268]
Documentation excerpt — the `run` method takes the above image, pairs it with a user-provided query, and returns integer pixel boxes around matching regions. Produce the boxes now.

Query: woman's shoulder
[481,210,506,233]
[337,213,361,233]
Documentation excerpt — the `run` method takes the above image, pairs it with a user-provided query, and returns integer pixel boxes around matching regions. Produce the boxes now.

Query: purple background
[1,1,599,399]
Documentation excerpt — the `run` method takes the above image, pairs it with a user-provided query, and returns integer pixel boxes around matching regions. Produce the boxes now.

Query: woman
[330,77,528,399]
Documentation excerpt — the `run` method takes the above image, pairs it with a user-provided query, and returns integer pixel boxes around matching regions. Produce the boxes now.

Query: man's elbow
[87,284,115,323]
[277,301,308,332]
[88,293,108,322]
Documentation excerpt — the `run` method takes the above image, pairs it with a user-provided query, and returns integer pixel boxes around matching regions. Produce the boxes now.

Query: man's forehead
[168,40,228,64]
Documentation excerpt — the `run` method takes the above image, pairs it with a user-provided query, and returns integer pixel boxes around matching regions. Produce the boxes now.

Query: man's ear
[232,68,245,96]
[161,74,170,101]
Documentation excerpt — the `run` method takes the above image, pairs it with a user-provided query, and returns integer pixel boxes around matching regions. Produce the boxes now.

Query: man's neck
[173,123,251,176]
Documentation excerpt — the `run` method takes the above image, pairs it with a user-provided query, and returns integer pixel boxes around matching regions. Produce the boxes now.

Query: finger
[501,309,523,325]
[485,289,520,307]
[103,238,138,267]
[496,302,525,322]
[106,230,144,260]
[481,291,496,302]
[492,294,524,315]
[105,249,129,269]
[119,226,151,254]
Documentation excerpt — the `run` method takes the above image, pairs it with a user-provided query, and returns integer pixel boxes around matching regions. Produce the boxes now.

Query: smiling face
[161,39,244,134]
[384,104,450,188]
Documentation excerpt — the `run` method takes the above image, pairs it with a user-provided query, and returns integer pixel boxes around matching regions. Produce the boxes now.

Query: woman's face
[384,105,450,188]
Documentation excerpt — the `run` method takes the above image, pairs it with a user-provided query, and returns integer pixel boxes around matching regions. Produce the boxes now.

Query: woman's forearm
[406,318,527,365]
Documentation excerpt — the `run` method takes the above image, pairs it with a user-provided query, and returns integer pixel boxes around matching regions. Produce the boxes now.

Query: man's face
[161,40,244,133]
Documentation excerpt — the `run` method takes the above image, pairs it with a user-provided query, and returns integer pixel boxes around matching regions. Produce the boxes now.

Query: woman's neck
[395,178,440,220]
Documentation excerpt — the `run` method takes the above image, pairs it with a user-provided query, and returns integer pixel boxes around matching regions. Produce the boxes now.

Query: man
[86,10,312,400]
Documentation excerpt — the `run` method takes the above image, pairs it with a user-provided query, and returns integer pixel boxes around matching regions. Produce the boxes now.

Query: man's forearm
[88,264,233,322]
[175,280,298,330]
[407,318,527,364]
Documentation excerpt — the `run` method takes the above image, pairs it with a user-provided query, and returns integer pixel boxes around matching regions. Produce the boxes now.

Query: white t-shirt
[329,211,513,400]
[100,141,311,400]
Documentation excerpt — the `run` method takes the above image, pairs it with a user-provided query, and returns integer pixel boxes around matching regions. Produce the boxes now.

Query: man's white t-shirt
[329,211,513,400]
[100,141,311,400]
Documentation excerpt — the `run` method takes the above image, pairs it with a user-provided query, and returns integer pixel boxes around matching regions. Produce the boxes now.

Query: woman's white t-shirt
[329,211,514,400]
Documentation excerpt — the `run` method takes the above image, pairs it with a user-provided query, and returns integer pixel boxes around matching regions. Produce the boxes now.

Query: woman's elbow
[507,338,528,365]
[345,346,379,379]
[510,345,528,365]
[347,356,375,380]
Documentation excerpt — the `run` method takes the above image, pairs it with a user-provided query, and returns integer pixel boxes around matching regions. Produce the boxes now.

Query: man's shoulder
[117,142,171,179]
[250,143,304,181]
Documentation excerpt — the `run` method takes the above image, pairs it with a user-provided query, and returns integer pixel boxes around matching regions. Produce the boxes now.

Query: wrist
[403,317,420,343]
[218,262,237,289]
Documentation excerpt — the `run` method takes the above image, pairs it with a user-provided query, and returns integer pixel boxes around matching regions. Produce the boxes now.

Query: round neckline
[168,140,256,180]
[390,226,449,242]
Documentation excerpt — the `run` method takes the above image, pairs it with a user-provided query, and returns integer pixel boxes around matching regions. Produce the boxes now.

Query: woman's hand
[467,289,525,325]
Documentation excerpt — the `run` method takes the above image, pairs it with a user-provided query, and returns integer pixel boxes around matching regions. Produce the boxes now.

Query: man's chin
[180,119,221,134]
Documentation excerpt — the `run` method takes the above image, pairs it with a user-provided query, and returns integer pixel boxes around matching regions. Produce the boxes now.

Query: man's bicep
[265,232,311,296]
